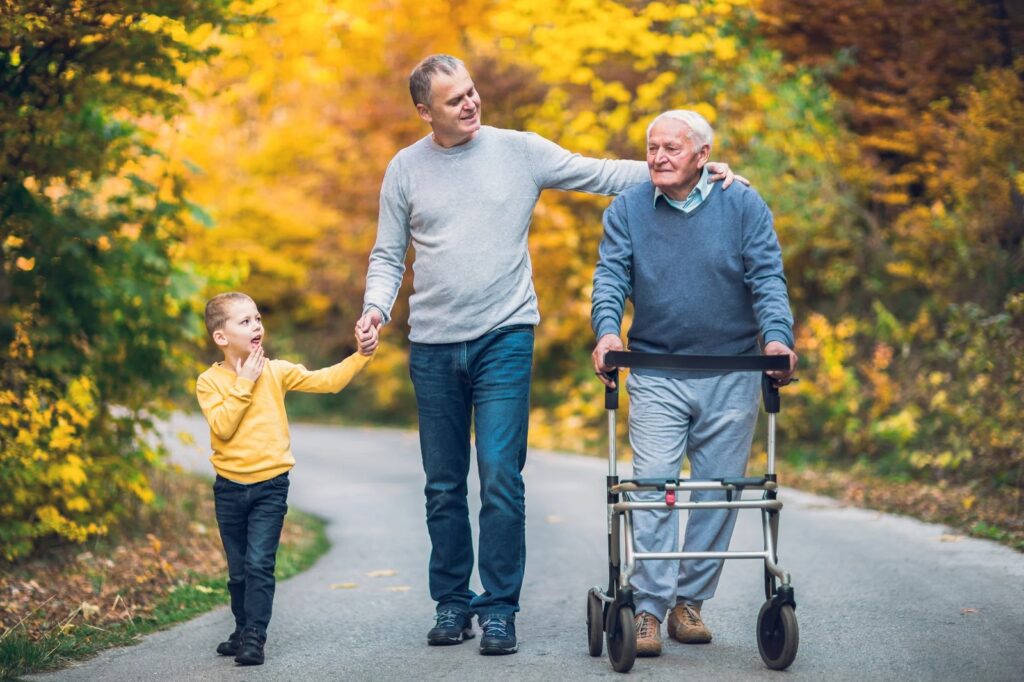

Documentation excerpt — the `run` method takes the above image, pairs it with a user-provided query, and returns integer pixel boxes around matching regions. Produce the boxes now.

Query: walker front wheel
[764,565,778,601]
[587,590,603,657]
[756,600,799,670]
[606,605,636,673]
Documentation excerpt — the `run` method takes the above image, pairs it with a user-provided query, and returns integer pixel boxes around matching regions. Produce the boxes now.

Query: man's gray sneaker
[479,614,518,655]
[427,609,475,645]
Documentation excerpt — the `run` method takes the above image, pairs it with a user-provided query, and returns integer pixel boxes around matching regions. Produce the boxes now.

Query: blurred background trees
[0,0,256,558]
[3,0,1021,557]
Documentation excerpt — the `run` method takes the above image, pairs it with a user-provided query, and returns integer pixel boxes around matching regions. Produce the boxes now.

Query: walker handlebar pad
[602,351,786,413]
[604,351,788,372]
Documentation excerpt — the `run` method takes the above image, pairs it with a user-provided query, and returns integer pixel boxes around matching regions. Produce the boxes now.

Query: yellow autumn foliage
[7,0,1018,560]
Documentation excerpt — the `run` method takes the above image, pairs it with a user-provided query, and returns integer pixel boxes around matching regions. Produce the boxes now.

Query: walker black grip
[604,369,619,410]
[761,373,780,413]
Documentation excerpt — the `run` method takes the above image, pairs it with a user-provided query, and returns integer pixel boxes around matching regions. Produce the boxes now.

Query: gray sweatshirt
[363,126,648,343]
[592,180,794,360]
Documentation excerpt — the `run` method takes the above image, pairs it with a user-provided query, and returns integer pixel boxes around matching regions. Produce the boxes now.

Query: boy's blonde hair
[204,292,254,336]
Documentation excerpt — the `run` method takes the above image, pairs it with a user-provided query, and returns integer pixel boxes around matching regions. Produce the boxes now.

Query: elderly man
[591,110,797,657]
[357,56,742,656]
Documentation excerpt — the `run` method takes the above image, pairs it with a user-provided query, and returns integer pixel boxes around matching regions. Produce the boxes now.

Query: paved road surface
[31,414,1024,681]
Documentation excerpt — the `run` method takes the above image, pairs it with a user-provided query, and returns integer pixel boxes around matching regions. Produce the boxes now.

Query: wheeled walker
[586,351,798,673]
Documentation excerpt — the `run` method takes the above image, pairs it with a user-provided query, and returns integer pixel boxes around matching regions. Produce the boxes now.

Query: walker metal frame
[586,351,798,673]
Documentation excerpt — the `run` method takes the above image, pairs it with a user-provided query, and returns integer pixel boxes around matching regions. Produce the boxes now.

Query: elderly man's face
[416,64,482,147]
[646,118,710,199]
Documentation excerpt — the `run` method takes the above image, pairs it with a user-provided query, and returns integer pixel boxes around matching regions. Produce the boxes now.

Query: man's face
[214,299,264,357]
[416,64,481,147]
[646,118,710,199]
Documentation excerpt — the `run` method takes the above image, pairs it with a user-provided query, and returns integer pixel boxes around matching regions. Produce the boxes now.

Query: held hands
[236,345,266,382]
[355,309,383,356]
[705,161,750,190]
[764,340,798,386]
[591,333,624,389]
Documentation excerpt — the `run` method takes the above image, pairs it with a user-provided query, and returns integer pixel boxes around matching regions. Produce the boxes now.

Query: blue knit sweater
[591,180,794,358]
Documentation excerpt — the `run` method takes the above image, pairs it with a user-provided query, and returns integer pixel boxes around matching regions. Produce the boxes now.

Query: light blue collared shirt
[653,166,712,213]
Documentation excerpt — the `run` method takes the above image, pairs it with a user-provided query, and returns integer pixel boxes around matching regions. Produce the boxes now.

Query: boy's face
[213,299,264,357]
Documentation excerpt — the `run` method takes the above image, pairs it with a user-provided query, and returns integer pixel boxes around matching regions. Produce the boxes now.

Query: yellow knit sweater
[195,353,372,483]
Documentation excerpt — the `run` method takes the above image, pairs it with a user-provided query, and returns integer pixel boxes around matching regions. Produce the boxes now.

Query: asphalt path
[31,413,1024,681]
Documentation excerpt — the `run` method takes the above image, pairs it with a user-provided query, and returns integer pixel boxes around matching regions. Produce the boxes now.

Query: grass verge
[0,468,328,680]
[782,459,1024,552]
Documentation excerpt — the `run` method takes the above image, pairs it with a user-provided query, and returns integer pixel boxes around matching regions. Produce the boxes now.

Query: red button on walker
[666,489,676,506]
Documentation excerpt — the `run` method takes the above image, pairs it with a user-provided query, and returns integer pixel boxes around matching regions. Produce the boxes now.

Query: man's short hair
[409,54,465,107]
[646,110,714,151]
[204,292,253,336]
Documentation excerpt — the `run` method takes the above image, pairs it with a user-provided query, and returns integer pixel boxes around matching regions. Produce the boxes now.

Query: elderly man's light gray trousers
[626,370,761,621]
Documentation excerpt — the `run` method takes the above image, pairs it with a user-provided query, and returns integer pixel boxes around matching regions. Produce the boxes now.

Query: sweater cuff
[763,329,794,349]
[594,318,622,341]
[362,303,390,326]
[350,350,375,364]
[231,376,255,396]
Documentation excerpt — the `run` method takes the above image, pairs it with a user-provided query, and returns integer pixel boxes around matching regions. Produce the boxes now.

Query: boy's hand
[236,345,265,381]
[355,321,379,356]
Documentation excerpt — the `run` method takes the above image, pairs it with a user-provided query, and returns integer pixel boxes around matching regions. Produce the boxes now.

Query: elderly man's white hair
[646,110,714,150]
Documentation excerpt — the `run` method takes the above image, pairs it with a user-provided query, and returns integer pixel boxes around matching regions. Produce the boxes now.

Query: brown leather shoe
[634,611,663,657]
[668,603,712,644]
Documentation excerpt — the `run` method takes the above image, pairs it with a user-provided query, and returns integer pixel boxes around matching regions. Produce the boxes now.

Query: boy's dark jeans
[213,472,289,638]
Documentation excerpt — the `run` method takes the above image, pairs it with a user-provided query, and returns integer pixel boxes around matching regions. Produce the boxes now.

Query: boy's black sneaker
[427,609,475,645]
[234,628,265,666]
[215,630,241,656]
[479,614,518,655]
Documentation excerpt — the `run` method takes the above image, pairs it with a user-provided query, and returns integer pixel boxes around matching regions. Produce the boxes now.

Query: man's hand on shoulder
[591,333,624,388]
[764,340,797,386]
[236,345,266,382]
[705,161,750,190]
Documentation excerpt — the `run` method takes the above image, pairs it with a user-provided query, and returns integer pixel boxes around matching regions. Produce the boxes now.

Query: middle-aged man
[356,55,742,656]
[591,110,797,657]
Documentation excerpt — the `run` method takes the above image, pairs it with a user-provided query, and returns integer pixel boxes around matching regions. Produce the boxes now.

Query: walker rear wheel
[587,590,603,657]
[606,605,636,673]
[756,601,799,670]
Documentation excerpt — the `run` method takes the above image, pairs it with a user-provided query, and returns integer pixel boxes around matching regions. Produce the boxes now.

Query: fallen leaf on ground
[939,534,964,542]
[366,569,397,577]
[960,608,979,615]
[385,586,411,592]
[545,515,562,524]
[80,602,100,620]
[330,582,359,590]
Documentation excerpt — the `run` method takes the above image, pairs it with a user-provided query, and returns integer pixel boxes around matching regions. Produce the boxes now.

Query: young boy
[196,291,378,666]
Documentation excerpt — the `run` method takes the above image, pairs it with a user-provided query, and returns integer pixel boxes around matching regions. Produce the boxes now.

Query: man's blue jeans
[213,472,289,637]
[409,324,534,617]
